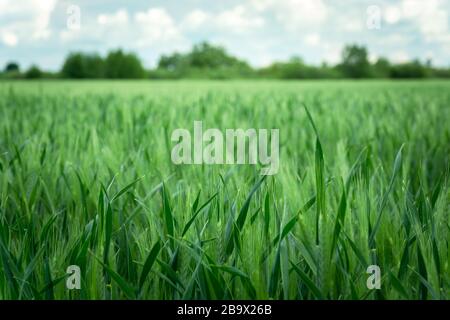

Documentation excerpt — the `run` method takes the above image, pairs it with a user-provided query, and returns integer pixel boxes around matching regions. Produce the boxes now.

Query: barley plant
[0,80,449,300]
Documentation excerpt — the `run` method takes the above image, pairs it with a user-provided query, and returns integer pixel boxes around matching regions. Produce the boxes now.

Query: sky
[0,0,449,71]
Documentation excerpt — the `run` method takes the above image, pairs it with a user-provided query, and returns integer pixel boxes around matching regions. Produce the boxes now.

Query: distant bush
[390,60,427,78]
[372,58,391,78]
[104,50,146,79]
[337,44,372,78]
[61,50,146,79]
[155,42,254,79]
[258,57,342,79]
[5,42,450,80]
[430,68,450,78]
[4,62,20,73]
[1,62,22,79]
[62,52,105,78]
[25,65,43,79]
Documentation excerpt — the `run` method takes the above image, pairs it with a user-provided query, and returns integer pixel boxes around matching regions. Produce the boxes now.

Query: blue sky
[1,0,449,70]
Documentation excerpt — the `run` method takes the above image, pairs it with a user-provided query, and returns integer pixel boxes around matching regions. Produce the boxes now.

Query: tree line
[2,42,449,80]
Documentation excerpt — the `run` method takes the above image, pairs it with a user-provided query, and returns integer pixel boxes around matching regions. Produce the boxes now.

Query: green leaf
[112,177,142,202]
[236,176,266,232]
[330,185,347,258]
[389,271,409,299]
[182,192,217,237]
[344,233,368,267]
[139,241,161,290]
[210,265,256,299]
[369,145,404,247]
[94,255,137,299]
[103,203,113,266]
[304,104,325,245]
[161,184,174,246]
[290,260,323,299]
[263,192,270,235]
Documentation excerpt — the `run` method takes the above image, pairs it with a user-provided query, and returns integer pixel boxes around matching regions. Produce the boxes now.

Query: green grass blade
[139,240,161,291]
[290,260,323,299]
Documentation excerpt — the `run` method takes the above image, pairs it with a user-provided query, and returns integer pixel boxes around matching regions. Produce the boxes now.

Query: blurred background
[1,0,449,79]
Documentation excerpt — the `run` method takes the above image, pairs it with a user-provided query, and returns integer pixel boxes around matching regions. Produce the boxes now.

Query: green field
[0,80,449,299]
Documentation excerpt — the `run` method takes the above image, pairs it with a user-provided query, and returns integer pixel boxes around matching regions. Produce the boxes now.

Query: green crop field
[0,80,449,300]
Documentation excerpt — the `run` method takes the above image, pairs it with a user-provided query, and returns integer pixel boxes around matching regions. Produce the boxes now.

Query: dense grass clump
[0,80,449,300]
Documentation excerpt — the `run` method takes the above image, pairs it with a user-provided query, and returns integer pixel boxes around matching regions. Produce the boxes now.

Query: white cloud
[134,8,183,47]
[416,7,448,42]
[183,0,328,36]
[384,5,402,24]
[215,5,265,33]
[182,9,210,30]
[250,0,273,12]
[254,54,275,67]
[401,0,429,19]
[341,19,363,32]
[369,52,378,64]
[2,31,18,47]
[98,9,129,25]
[0,0,57,44]
[391,51,410,63]
[32,0,57,39]
[322,43,342,64]
[382,0,449,43]
[304,33,320,46]
[182,6,264,34]
[376,33,413,46]
[250,0,328,31]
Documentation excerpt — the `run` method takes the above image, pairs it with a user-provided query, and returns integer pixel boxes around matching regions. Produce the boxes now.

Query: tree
[61,50,145,79]
[390,60,427,78]
[155,42,252,78]
[104,50,145,79]
[154,53,190,78]
[4,62,20,73]
[190,42,229,68]
[25,65,42,79]
[61,52,105,78]
[190,42,252,74]
[83,54,105,78]
[62,53,84,78]
[158,53,189,72]
[373,57,390,78]
[258,56,342,79]
[339,44,372,78]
